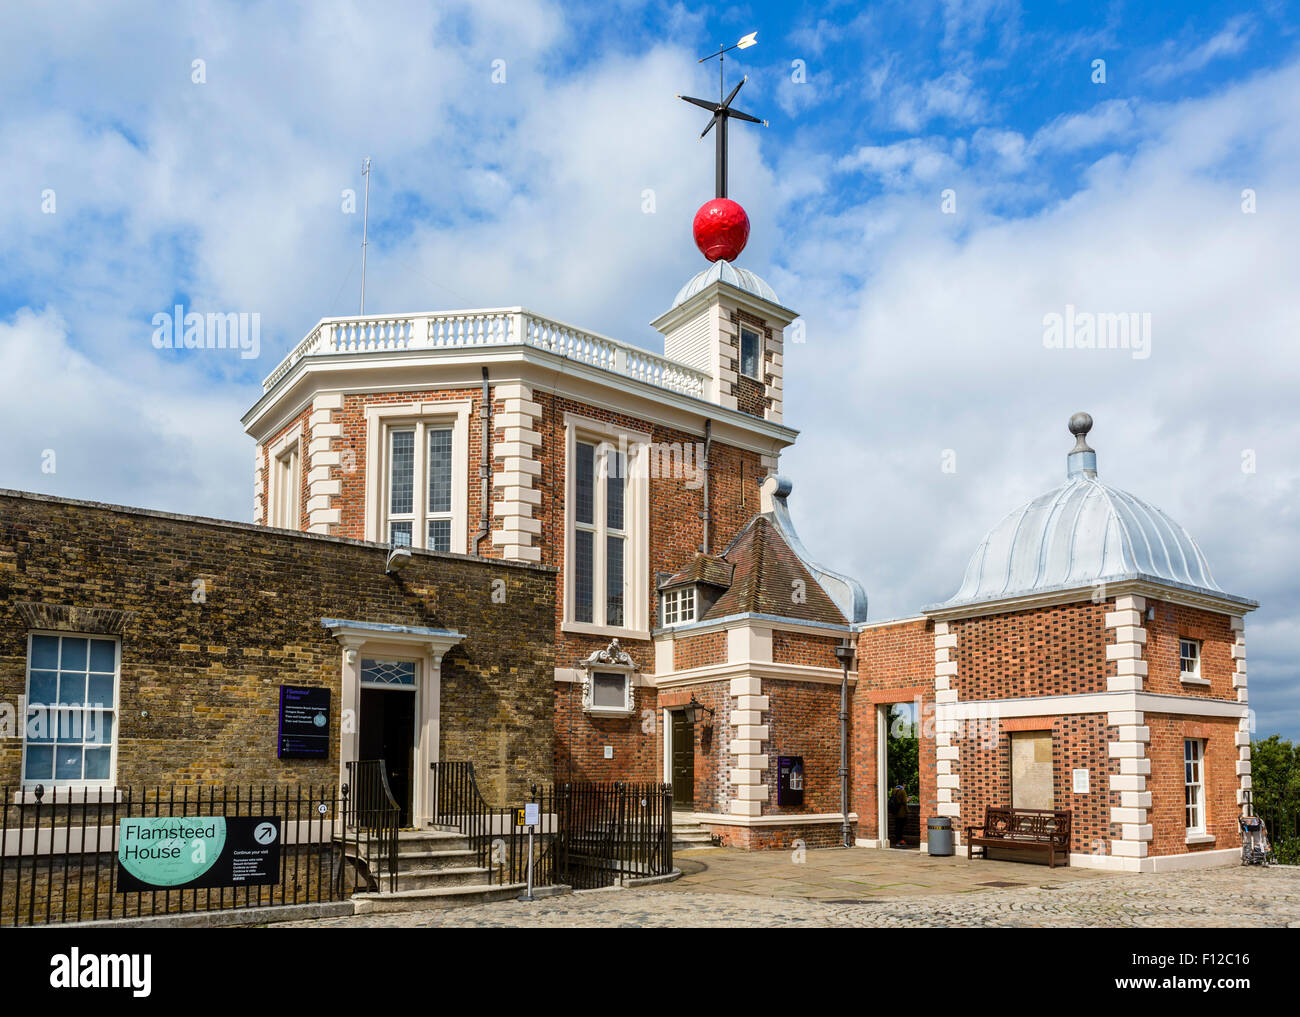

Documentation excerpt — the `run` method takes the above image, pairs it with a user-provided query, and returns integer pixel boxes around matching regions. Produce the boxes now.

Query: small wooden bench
[965,807,1071,868]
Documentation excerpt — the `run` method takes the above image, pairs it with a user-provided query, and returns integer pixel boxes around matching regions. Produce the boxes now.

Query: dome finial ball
[1068,412,1093,437]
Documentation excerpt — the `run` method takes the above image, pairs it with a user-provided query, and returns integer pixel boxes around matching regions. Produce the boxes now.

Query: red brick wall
[1145,714,1240,856]
[552,681,659,783]
[954,714,1117,855]
[951,600,1115,700]
[531,391,763,672]
[1143,601,1236,700]
[853,619,936,843]
[288,382,768,789]
[772,632,841,669]
[324,387,490,545]
[762,678,842,815]
[703,821,850,850]
[673,631,727,671]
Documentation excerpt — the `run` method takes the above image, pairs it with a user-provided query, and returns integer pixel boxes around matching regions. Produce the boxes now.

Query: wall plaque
[777,755,805,807]
[278,685,330,759]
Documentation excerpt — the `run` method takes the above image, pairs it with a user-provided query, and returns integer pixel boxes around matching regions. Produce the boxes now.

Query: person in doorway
[889,784,909,847]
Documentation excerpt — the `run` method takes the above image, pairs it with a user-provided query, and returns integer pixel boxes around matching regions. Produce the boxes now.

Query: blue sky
[1,1,1298,738]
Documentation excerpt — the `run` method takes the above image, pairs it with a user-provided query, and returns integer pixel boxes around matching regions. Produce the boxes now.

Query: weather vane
[677,32,767,264]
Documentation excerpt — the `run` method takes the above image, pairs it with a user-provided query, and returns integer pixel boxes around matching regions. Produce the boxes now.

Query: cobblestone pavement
[279,864,1300,929]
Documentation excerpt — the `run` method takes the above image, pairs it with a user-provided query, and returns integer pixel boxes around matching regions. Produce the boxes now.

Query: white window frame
[22,631,120,789]
[267,423,303,530]
[660,587,697,627]
[1184,738,1205,834]
[562,413,650,639]
[1179,637,1205,684]
[364,400,471,553]
[739,326,762,380]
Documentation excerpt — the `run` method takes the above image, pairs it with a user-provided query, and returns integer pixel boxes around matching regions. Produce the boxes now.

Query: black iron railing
[558,780,673,890]
[341,760,400,894]
[430,763,673,890]
[430,761,558,887]
[0,783,344,927]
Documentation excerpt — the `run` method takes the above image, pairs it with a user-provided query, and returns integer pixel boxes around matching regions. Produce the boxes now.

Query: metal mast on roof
[360,157,371,315]
[678,31,766,199]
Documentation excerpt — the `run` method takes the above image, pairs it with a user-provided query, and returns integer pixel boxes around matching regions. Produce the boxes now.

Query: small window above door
[360,659,416,688]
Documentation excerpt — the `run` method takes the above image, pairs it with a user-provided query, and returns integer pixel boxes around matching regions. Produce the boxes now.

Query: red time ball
[693,198,750,262]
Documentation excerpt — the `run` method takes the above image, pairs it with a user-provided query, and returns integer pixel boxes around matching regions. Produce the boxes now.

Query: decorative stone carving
[578,640,637,716]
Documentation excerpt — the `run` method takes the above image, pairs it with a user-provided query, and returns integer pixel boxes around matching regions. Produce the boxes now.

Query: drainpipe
[699,419,712,555]
[834,637,857,848]
[472,367,492,555]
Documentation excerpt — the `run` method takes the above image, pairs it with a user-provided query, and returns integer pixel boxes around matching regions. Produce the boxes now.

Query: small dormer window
[739,327,761,380]
[661,587,696,626]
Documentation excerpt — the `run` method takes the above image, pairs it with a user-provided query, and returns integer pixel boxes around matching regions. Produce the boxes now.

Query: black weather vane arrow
[678,33,768,199]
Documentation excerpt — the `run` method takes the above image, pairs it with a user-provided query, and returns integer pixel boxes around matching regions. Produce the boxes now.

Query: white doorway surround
[322,619,465,827]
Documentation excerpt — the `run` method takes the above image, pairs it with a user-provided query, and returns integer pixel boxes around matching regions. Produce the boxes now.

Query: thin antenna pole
[360,157,371,316]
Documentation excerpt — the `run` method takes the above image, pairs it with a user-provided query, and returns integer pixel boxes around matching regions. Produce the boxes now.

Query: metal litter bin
[927,816,954,856]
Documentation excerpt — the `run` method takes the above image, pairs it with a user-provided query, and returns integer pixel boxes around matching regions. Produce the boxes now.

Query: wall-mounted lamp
[683,694,715,727]
[385,543,412,575]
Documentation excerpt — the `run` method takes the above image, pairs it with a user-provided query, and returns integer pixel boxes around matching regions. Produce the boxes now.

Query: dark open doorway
[360,687,416,826]
[884,701,920,849]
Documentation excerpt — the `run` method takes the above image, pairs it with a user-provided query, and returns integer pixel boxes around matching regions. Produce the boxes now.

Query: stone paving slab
[658,846,1106,900]
[277,860,1300,929]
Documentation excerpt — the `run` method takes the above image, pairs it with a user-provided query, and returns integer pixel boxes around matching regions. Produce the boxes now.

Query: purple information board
[278,685,330,759]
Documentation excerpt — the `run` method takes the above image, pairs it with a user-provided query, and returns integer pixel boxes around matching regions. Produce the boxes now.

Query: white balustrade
[262,307,709,400]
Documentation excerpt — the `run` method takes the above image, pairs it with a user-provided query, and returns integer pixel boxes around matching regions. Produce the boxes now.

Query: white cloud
[1145,15,1255,84]
[1028,99,1138,155]
[837,138,960,187]
[0,307,250,518]
[889,70,987,131]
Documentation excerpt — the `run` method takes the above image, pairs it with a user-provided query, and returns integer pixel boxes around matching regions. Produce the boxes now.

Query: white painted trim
[363,399,472,553]
[691,811,858,828]
[936,691,1249,722]
[21,631,121,790]
[877,703,889,843]
[268,421,304,530]
[653,659,856,687]
[561,412,651,636]
[243,346,799,465]
[925,578,1255,621]
[330,632,461,828]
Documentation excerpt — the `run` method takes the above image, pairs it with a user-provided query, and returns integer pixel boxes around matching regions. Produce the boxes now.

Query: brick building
[242,259,873,849]
[0,490,556,820]
[235,227,1259,866]
[1,241,1255,866]
[887,414,1258,871]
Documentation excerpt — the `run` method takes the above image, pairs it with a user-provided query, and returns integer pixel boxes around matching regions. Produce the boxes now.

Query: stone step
[352,882,528,915]
[393,866,493,890]
[338,830,472,855]
[395,832,471,854]
[394,848,480,871]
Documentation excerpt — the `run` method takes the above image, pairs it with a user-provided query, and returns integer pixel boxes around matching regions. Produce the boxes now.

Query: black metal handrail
[431,763,672,890]
[431,762,554,886]
[342,760,400,894]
